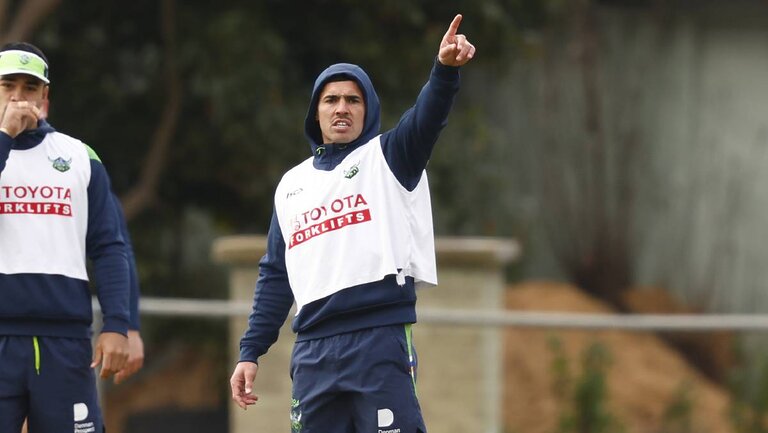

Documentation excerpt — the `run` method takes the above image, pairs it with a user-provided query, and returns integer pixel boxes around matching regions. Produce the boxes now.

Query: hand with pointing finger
[438,14,476,67]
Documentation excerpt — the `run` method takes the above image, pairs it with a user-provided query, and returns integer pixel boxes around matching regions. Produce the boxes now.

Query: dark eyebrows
[321,94,362,103]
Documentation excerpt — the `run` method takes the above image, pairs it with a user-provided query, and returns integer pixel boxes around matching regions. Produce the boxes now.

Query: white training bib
[274,136,437,313]
[0,133,91,279]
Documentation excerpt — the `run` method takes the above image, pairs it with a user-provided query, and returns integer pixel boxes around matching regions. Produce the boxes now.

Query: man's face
[316,80,365,145]
[0,74,48,129]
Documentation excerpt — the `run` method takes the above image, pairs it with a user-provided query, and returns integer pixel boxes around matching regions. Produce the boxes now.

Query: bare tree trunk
[538,0,633,303]
[0,0,10,33]
[570,0,631,302]
[0,0,179,221]
[120,0,182,220]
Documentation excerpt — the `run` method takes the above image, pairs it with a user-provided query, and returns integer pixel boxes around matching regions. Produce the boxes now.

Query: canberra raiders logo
[343,161,360,179]
[49,156,72,172]
[290,398,303,432]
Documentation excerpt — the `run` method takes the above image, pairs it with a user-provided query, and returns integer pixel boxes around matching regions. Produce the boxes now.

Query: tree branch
[1,0,60,43]
[0,0,11,34]
[120,0,181,220]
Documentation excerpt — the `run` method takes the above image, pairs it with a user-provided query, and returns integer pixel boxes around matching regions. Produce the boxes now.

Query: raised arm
[381,14,476,190]
[0,99,44,175]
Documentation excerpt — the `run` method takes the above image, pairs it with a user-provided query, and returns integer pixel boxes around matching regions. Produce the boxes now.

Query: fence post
[417,237,520,433]
[212,235,295,433]
[212,235,520,433]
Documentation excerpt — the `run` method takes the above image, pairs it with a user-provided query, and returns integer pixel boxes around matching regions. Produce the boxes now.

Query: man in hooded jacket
[231,14,475,432]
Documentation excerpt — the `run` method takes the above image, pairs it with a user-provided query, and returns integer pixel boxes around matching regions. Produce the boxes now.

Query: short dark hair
[0,42,48,65]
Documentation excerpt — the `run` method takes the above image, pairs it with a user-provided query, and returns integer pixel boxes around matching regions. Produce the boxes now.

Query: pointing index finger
[444,14,463,40]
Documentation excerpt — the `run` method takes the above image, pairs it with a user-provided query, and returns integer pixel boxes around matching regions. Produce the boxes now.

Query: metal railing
[95,296,768,332]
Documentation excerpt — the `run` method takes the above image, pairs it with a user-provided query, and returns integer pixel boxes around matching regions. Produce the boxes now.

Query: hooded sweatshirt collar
[12,119,55,150]
[304,63,381,170]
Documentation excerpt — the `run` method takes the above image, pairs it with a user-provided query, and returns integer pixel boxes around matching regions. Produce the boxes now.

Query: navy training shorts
[0,335,103,433]
[290,324,427,433]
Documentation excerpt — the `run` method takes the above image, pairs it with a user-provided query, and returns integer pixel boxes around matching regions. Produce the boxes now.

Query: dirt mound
[620,286,736,383]
[504,281,733,433]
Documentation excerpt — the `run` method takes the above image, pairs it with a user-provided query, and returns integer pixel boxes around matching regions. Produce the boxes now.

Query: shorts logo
[290,398,303,433]
[73,403,95,433]
[377,408,394,427]
[73,403,88,422]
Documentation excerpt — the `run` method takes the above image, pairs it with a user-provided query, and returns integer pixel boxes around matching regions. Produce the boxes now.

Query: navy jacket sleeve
[86,157,130,336]
[0,132,13,174]
[239,209,295,363]
[126,232,141,330]
[380,59,461,191]
[114,195,141,330]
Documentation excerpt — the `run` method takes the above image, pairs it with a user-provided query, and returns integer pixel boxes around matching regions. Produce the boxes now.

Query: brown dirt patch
[504,280,733,433]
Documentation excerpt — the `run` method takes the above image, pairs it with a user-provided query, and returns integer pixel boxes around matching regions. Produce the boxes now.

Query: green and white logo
[290,398,303,432]
[49,156,72,172]
[344,162,360,179]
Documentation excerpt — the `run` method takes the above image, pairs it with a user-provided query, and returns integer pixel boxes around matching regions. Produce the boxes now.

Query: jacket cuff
[432,56,460,81]
[0,131,13,160]
[101,317,130,337]
[239,345,262,364]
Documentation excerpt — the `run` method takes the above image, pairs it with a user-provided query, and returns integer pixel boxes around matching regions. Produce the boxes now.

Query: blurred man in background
[20,198,143,432]
[112,196,145,385]
[231,14,475,432]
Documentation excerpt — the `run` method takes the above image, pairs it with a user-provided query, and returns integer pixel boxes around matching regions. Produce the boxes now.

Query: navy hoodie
[0,121,131,339]
[239,59,460,363]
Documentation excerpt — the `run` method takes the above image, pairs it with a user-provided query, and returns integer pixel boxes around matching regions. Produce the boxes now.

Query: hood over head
[304,63,381,154]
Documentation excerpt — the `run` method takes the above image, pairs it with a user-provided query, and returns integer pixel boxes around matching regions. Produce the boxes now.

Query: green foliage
[548,337,708,433]
[660,381,696,433]
[548,337,625,433]
[22,1,570,349]
[729,354,768,433]
[36,0,564,231]
[22,0,568,302]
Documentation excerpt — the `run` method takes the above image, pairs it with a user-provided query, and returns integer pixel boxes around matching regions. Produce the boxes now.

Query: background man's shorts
[0,335,103,433]
[290,324,427,433]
